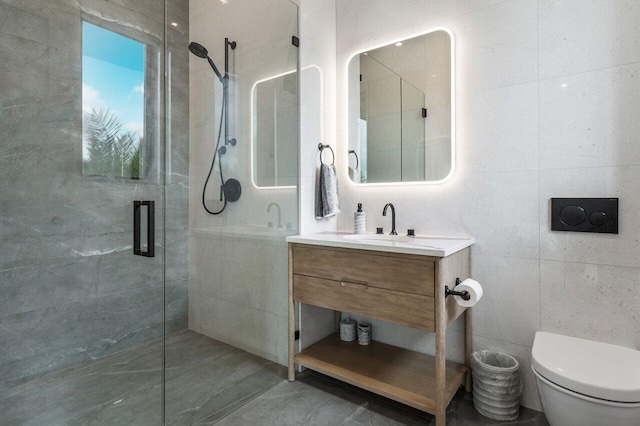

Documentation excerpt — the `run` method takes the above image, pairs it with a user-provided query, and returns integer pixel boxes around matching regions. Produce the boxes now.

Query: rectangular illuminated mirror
[347,29,454,184]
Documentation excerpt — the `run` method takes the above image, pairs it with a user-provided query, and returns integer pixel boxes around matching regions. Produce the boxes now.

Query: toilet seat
[532,367,640,408]
[532,332,640,403]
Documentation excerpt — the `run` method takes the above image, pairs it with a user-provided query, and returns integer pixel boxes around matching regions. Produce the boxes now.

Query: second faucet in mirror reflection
[267,202,282,228]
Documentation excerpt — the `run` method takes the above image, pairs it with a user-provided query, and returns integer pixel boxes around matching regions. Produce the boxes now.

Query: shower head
[188,42,208,58]
[189,42,223,82]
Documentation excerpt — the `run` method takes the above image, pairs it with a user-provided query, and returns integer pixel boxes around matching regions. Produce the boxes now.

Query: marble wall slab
[0,0,189,390]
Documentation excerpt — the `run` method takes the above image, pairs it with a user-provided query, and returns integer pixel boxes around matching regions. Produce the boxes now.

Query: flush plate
[551,198,618,234]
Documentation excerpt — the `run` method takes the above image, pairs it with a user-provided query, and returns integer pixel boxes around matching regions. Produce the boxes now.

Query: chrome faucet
[382,203,397,235]
[267,202,282,228]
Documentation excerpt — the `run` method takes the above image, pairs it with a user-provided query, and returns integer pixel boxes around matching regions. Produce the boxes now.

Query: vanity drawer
[293,274,435,332]
[292,245,435,296]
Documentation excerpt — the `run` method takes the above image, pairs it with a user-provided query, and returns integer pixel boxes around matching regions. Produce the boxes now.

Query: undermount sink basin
[287,232,475,257]
[343,234,417,243]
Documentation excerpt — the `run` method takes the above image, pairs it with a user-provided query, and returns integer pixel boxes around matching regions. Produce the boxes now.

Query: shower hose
[202,89,227,215]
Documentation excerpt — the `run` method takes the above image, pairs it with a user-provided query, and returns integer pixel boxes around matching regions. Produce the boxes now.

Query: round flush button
[560,205,586,226]
[589,211,608,227]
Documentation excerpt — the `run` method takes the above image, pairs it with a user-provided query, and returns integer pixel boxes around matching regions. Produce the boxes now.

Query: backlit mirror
[347,29,454,184]
[252,71,298,188]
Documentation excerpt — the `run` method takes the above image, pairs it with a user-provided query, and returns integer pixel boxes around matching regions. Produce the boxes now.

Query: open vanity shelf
[287,236,474,426]
[295,334,467,413]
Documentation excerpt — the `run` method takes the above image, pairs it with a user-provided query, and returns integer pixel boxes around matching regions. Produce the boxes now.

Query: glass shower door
[0,0,176,423]
[163,0,299,423]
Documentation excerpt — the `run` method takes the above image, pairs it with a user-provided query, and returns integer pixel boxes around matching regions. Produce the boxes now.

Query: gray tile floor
[0,330,548,425]
[217,370,549,426]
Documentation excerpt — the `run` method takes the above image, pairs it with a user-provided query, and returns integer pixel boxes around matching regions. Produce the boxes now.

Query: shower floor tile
[0,330,284,426]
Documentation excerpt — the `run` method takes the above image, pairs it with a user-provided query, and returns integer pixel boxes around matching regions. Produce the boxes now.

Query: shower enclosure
[0,0,298,423]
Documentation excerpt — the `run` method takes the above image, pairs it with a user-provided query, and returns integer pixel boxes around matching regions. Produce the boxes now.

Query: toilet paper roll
[454,278,483,307]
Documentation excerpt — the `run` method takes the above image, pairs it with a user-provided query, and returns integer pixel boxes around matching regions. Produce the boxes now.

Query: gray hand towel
[315,163,340,218]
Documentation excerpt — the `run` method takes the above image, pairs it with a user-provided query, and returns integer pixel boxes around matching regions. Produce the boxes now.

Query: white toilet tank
[531,332,640,426]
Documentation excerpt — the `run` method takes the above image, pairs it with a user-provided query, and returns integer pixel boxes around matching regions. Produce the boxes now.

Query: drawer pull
[340,279,369,290]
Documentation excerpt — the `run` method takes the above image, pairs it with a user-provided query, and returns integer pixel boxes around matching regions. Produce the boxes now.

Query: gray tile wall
[0,0,189,391]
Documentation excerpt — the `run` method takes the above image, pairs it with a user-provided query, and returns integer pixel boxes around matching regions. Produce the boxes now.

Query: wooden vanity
[287,235,474,426]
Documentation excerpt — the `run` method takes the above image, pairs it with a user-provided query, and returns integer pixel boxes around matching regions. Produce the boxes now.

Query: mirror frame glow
[250,69,298,190]
[346,27,456,186]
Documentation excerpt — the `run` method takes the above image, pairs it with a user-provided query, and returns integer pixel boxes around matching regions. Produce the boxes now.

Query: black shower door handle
[133,201,155,257]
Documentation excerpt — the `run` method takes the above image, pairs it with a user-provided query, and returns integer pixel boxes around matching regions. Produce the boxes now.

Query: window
[82,21,145,179]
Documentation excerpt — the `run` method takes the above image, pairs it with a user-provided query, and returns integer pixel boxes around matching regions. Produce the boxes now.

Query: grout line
[472,252,640,271]
[536,0,543,336]
[538,258,640,270]
[472,253,541,262]
[203,376,285,424]
[472,333,534,351]
[447,0,515,21]
[190,290,287,318]
[537,59,640,83]
[464,168,540,176]
[454,77,541,98]
[452,61,640,100]
[538,163,640,172]
[465,163,640,178]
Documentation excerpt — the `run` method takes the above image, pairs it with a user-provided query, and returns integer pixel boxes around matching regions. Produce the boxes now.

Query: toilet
[531,332,640,426]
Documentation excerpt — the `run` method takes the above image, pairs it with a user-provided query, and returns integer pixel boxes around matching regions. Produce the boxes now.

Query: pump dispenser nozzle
[354,203,366,234]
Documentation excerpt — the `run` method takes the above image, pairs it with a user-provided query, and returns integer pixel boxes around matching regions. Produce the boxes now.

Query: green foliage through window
[83,108,143,178]
[82,21,145,179]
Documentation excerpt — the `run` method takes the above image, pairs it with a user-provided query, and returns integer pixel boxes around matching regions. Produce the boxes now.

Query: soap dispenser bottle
[354,203,366,234]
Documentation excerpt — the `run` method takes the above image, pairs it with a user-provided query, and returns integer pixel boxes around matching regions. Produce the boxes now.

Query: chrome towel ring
[318,143,335,165]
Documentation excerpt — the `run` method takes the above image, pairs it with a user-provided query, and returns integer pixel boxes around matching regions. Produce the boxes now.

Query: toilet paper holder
[444,278,471,301]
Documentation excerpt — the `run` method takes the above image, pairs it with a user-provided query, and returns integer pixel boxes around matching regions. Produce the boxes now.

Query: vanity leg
[288,244,295,382]
[435,328,446,426]
[288,301,295,381]
[465,307,472,392]
[435,274,447,426]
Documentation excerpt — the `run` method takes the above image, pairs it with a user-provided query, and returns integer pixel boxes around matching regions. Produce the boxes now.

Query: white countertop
[286,232,474,257]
